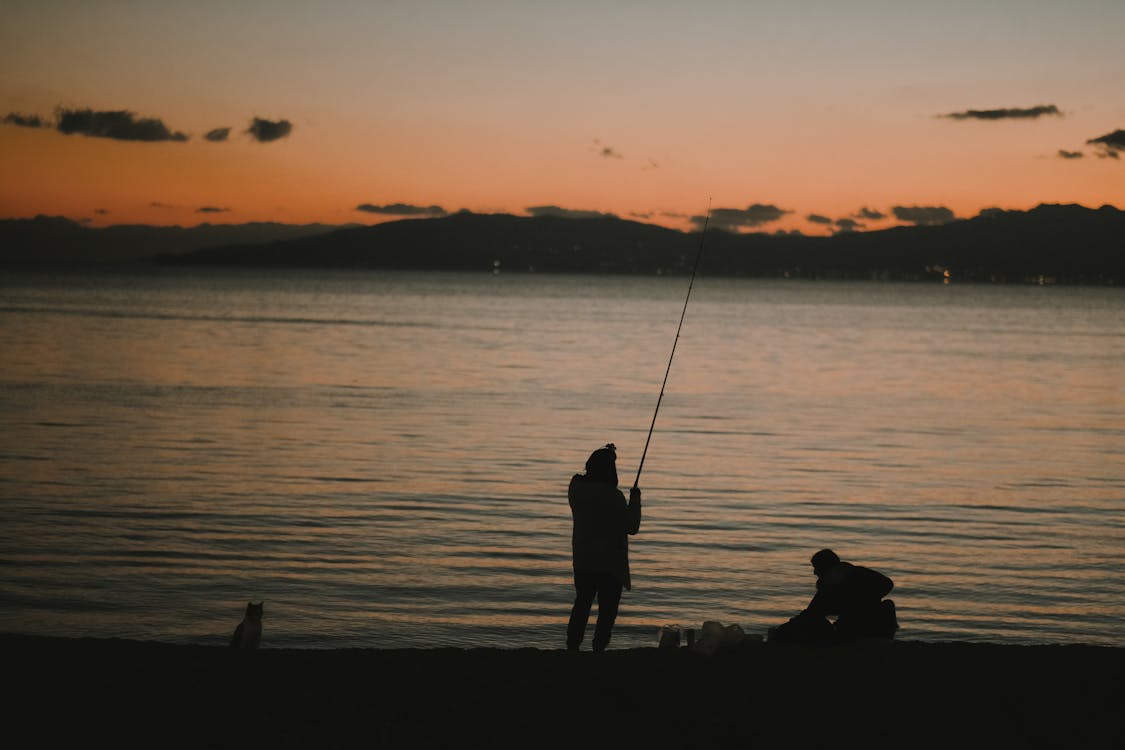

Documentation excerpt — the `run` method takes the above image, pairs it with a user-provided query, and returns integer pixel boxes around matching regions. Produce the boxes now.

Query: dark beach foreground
[5,634,1121,748]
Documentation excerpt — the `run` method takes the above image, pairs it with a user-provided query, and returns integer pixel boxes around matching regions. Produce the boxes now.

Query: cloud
[355,203,448,217]
[856,206,886,220]
[3,112,50,128]
[939,104,1062,121]
[694,204,791,232]
[94,208,109,215]
[196,206,231,213]
[1086,129,1124,159]
[56,108,188,142]
[591,138,624,160]
[892,205,956,226]
[526,205,617,220]
[1057,149,1085,160]
[806,213,832,225]
[205,127,231,142]
[247,117,292,142]
[834,218,862,233]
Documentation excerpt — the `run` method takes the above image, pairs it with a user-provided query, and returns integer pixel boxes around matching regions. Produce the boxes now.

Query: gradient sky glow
[2,0,1123,233]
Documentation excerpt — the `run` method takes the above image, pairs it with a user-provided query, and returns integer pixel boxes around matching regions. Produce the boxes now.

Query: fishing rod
[633,199,711,490]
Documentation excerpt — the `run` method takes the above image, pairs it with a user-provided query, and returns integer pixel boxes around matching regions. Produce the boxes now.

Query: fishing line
[633,199,711,490]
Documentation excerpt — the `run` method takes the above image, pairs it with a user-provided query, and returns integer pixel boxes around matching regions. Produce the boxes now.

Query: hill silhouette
[0,215,355,265]
[161,204,1123,283]
[3,204,1122,283]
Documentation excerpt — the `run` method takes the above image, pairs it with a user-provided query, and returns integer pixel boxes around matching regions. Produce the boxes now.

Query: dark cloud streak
[247,117,292,142]
[356,203,448,217]
[940,105,1061,121]
[695,204,790,232]
[205,127,231,142]
[526,205,617,220]
[3,112,50,128]
[892,205,955,226]
[1086,129,1124,159]
[56,108,188,142]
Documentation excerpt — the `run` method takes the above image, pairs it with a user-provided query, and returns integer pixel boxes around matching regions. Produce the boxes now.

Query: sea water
[1,268,1122,648]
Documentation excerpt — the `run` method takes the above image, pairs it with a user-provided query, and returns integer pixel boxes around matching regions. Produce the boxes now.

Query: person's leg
[879,599,899,636]
[591,574,623,652]
[770,609,834,643]
[567,572,598,650]
[837,600,898,639]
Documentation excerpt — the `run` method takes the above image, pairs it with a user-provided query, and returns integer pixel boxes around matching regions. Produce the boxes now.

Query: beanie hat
[585,443,617,483]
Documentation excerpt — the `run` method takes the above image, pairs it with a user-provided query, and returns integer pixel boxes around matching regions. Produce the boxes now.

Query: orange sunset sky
[1,0,1123,235]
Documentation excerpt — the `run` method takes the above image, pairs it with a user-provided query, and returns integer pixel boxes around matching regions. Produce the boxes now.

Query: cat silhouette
[229,602,263,648]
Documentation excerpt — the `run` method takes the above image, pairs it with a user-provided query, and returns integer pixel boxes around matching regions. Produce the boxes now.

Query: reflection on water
[1,269,1123,648]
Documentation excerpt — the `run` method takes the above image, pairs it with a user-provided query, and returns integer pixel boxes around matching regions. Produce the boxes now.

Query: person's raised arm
[625,487,642,535]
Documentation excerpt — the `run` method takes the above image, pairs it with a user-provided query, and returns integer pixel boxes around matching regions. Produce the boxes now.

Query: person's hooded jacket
[568,446,641,589]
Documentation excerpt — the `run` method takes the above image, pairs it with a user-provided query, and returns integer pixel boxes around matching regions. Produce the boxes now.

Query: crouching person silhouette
[566,444,641,652]
[770,548,898,643]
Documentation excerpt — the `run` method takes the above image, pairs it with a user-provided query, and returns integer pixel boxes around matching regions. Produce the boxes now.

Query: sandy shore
[5,634,1121,748]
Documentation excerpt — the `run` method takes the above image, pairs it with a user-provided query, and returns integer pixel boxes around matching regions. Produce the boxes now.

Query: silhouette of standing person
[566,444,642,652]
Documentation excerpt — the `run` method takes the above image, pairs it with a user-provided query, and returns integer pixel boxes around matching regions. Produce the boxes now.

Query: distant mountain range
[3,204,1122,283]
[0,216,356,265]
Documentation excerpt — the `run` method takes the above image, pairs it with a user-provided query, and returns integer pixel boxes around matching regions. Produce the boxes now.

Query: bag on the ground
[692,620,746,655]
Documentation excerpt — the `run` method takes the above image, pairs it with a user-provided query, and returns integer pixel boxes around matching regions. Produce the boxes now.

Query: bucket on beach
[657,625,699,649]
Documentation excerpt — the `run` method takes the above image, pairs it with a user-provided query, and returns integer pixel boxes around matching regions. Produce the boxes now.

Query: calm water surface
[1,269,1123,648]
